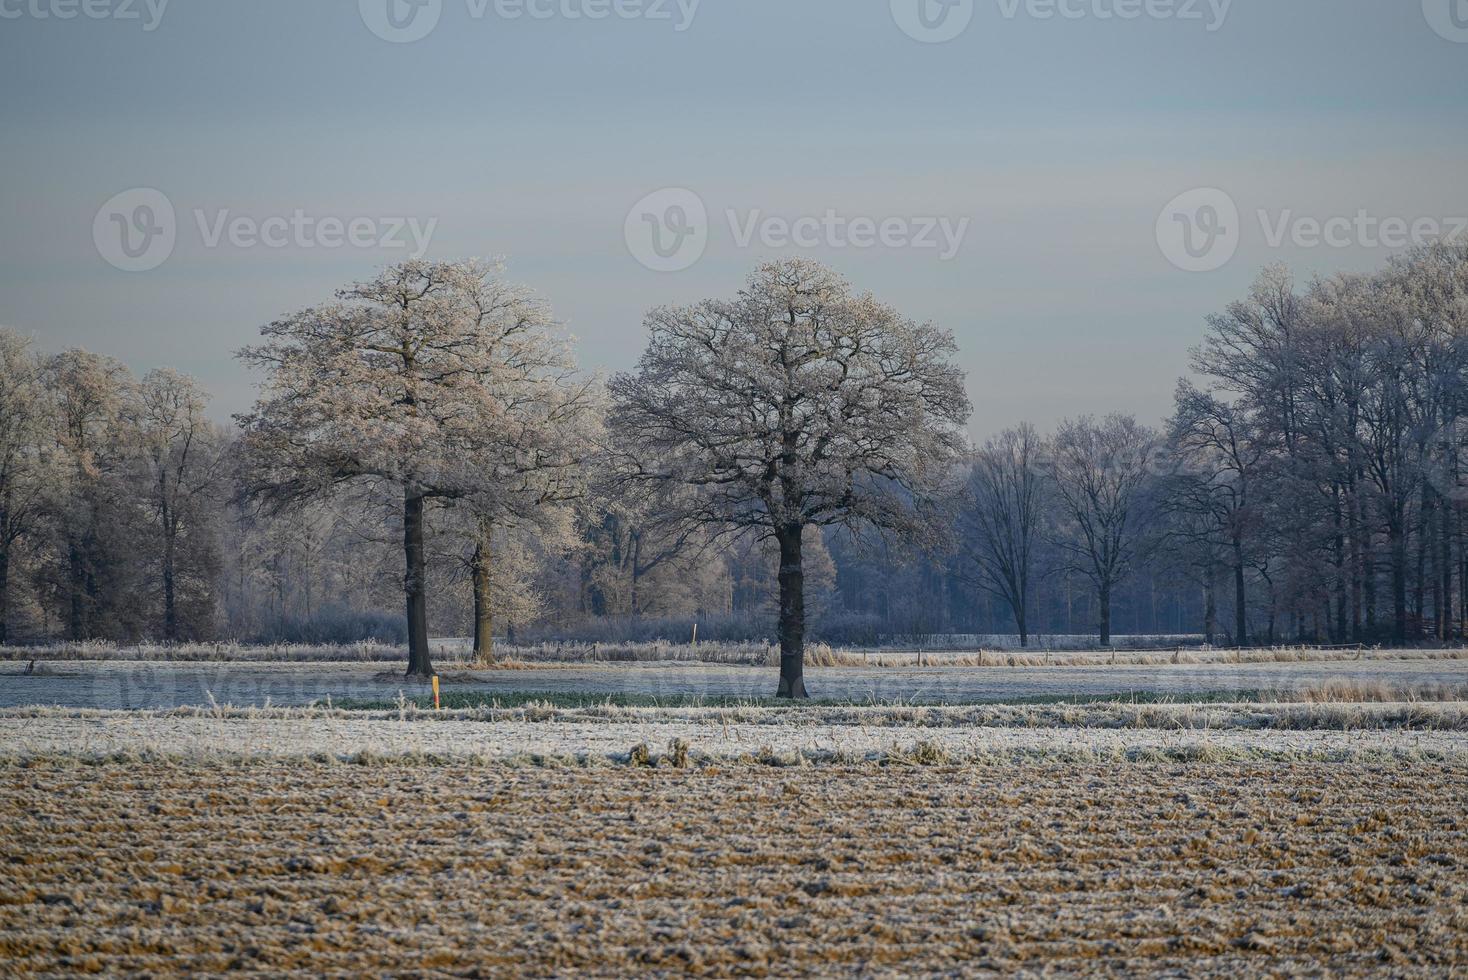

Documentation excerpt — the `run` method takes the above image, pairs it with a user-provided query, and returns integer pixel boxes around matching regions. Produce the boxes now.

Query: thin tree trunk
[1363,521,1378,638]
[1232,534,1247,647]
[1065,574,1073,634]
[1203,575,1217,646]
[1442,501,1454,641]
[403,489,433,678]
[472,523,495,665]
[629,534,642,617]
[775,524,809,699]
[1390,516,1408,645]
[1098,583,1112,647]
[1332,487,1348,642]
[67,538,85,641]
[0,535,9,647]
[1460,508,1468,638]
[162,507,178,642]
[1003,569,1029,649]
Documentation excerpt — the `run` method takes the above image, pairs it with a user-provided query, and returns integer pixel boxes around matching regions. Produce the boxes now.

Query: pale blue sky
[2,0,1465,434]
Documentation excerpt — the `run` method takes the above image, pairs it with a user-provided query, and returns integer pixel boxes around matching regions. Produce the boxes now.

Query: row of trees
[4,243,1466,694]
[964,243,1468,651]
[0,338,226,645]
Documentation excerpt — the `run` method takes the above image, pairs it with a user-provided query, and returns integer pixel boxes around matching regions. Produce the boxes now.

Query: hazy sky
[2,0,1465,436]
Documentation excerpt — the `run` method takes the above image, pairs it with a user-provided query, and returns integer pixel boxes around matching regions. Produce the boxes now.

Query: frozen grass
[9,688,1468,731]
[334,676,1468,712]
[0,639,411,663]
[3,760,1466,975]
[7,638,1467,670]
[8,657,1468,712]
[5,701,1468,768]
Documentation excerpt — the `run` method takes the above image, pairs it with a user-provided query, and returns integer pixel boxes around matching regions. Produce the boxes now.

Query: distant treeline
[2,243,1466,652]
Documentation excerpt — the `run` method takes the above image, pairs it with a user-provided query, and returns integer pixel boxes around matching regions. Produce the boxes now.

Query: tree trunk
[1232,534,1247,647]
[1203,576,1217,646]
[1332,487,1348,642]
[68,538,85,641]
[162,519,178,643]
[629,533,642,617]
[1442,502,1454,642]
[1390,516,1408,645]
[1363,523,1378,638]
[1098,583,1112,647]
[775,524,808,699]
[403,490,434,678]
[1064,573,1073,634]
[0,536,9,647]
[1414,486,1429,630]
[472,523,494,666]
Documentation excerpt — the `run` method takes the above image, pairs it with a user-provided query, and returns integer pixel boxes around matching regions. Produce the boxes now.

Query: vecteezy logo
[625,188,708,272]
[1155,188,1239,273]
[1425,419,1468,504]
[1423,0,1468,42]
[891,0,974,43]
[93,188,177,272]
[360,0,442,43]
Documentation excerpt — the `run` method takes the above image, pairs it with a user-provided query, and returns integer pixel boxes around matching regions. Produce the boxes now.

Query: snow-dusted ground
[3,711,1464,763]
[2,656,1467,709]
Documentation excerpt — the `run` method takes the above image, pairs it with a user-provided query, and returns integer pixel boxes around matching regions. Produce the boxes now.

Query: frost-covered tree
[457,354,599,665]
[1049,414,1158,646]
[44,348,133,640]
[610,259,970,697]
[961,424,1047,647]
[1166,382,1266,645]
[238,259,596,677]
[128,369,228,641]
[0,330,49,644]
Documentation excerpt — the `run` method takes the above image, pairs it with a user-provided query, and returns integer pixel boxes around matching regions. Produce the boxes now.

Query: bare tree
[961,424,1046,647]
[238,259,594,677]
[0,331,48,644]
[129,369,229,641]
[610,259,970,697]
[44,349,132,640]
[1168,381,1266,645]
[1049,414,1158,646]
[456,331,600,665]
[580,487,709,618]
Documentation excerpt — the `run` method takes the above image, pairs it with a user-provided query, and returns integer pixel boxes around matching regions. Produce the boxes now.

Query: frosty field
[3,654,1467,976]
[3,760,1465,976]
[5,652,1468,710]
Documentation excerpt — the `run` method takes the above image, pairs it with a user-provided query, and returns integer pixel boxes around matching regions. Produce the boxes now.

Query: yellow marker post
[432,675,441,711]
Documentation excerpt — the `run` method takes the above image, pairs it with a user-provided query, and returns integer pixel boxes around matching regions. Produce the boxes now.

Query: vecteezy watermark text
[996,0,1231,29]
[1156,187,1466,273]
[359,0,700,43]
[93,189,438,272]
[624,188,971,272]
[0,0,168,29]
[891,0,1231,43]
[727,210,969,260]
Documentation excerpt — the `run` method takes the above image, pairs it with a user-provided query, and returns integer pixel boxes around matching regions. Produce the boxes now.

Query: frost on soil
[1,761,1464,976]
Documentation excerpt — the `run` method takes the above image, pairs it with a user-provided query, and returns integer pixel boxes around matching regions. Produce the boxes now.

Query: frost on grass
[3,710,1467,767]
[7,656,1468,713]
[7,639,1468,670]
[1,761,1465,976]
